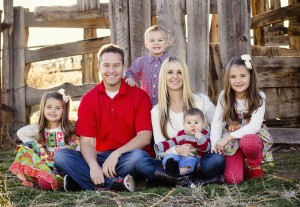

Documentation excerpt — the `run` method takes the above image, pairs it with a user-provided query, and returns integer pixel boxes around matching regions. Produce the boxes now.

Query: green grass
[1,144,300,207]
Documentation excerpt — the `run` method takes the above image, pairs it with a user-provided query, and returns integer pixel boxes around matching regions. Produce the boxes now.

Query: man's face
[99,52,124,92]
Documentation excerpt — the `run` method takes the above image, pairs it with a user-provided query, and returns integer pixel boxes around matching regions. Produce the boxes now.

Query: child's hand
[125,78,137,87]
[194,131,202,140]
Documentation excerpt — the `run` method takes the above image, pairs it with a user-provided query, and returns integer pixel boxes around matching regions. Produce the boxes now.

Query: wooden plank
[129,0,151,64]
[186,0,209,94]
[253,56,300,67]
[217,0,251,69]
[252,45,300,56]
[262,87,300,119]
[25,11,109,28]
[251,3,300,28]
[13,7,27,130]
[209,14,219,43]
[109,0,130,68]
[157,0,186,61]
[264,34,289,46]
[25,36,110,63]
[251,0,269,46]
[25,83,97,106]
[257,67,300,87]
[34,5,107,21]
[269,128,300,144]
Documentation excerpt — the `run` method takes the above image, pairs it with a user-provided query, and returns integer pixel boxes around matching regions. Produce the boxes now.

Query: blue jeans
[162,154,198,175]
[198,152,225,179]
[54,148,161,190]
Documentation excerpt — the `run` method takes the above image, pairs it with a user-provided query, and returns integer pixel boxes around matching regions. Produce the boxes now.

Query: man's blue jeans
[54,148,161,190]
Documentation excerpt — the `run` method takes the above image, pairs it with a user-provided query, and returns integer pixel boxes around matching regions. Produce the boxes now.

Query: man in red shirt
[54,44,160,192]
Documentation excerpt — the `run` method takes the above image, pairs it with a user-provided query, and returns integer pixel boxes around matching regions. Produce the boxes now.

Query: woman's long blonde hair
[158,56,195,139]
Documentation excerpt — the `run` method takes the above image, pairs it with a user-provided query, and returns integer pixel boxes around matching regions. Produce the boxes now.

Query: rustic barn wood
[251,0,269,46]
[257,67,300,87]
[25,11,109,28]
[252,45,300,56]
[262,87,300,119]
[13,7,27,129]
[77,0,99,11]
[25,36,110,63]
[186,0,210,94]
[25,83,97,106]
[209,14,219,43]
[269,128,300,144]
[217,0,251,69]
[251,2,300,28]
[253,56,300,68]
[109,0,130,68]
[288,0,300,50]
[82,29,99,84]
[129,0,151,63]
[2,0,14,111]
[157,0,186,61]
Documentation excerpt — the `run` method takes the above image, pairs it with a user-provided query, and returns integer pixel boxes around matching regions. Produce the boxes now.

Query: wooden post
[109,0,130,68]
[289,0,300,49]
[157,0,186,61]
[0,10,2,128]
[2,0,14,132]
[251,0,269,46]
[13,7,27,130]
[128,0,151,64]
[210,14,219,43]
[82,29,99,83]
[217,0,251,69]
[186,0,210,94]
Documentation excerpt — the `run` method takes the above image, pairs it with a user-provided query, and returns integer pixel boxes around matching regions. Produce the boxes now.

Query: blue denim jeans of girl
[54,148,161,190]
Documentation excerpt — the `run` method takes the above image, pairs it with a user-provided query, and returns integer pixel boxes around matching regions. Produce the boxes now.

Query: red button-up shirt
[76,79,154,157]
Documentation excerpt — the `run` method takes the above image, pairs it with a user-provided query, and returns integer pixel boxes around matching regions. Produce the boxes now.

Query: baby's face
[144,31,168,57]
[184,115,204,136]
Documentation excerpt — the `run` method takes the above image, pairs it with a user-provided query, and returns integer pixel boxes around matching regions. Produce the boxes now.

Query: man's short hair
[98,44,125,64]
[184,108,204,121]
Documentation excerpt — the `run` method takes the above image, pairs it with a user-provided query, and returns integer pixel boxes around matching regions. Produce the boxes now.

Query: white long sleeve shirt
[17,124,39,143]
[151,93,215,155]
[210,90,266,149]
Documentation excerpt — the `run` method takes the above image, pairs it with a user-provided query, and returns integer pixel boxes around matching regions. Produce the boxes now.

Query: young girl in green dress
[9,89,78,190]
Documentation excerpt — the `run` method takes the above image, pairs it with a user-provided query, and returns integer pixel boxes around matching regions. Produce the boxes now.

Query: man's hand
[175,144,196,157]
[102,151,121,179]
[125,78,137,87]
[89,163,105,185]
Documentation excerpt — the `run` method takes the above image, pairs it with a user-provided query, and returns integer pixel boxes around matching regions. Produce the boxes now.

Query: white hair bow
[58,88,69,103]
[241,54,252,69]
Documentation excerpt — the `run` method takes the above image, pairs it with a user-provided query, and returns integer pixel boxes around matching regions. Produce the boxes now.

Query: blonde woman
[151,57,225,184]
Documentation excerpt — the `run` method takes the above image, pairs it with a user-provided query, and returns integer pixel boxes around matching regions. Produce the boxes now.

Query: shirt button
[154,75,156,78]
[155,65,158,67]
[153,85,155,88]
[153,95,155,97]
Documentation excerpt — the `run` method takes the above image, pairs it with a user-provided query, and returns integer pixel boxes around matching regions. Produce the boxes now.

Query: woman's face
[166,62,183,91]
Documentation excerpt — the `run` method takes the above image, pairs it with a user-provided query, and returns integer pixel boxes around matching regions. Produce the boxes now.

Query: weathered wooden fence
[1,0,300,144]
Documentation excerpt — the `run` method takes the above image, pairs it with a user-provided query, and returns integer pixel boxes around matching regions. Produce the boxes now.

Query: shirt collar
[99,79,128,96]
[148,51,169,63]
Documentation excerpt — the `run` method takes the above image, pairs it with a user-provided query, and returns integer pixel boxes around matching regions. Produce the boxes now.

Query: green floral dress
[9,127,78,190]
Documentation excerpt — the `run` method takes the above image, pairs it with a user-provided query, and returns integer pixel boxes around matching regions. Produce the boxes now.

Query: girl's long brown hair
[221,56,263,124]
[37,91,75,145]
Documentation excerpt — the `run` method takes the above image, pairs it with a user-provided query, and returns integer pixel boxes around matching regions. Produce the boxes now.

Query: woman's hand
[175,144,196,157]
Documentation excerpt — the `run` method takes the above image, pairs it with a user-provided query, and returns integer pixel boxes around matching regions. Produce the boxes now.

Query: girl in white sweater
[210,54,273,184]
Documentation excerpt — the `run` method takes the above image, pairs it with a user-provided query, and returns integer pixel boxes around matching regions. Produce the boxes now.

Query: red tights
[224,134,263,184]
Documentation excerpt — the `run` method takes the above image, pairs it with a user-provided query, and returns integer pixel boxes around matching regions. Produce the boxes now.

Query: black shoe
[165,158,180,177]
[110,175,135,192]
[192,174,225,187]
[63,175,81,192]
